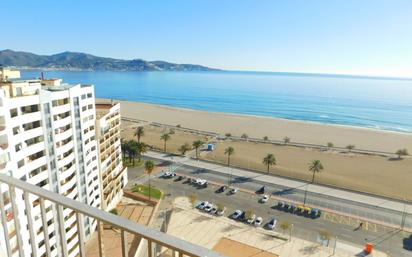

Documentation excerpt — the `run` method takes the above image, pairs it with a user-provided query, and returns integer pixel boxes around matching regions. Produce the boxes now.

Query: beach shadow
[191,168,208,174]
[232,176,252,184]
[369,228,401,246]
[299,244,320,255]
[355,251,369,257]
[388,157,403,161]
[273,187,297,196]
[158,160,172,167]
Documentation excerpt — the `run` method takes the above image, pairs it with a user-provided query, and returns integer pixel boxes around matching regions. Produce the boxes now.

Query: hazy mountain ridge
[0,49,219,71]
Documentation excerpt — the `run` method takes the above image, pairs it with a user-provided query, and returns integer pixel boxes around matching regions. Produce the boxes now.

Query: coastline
[107,98,412,153]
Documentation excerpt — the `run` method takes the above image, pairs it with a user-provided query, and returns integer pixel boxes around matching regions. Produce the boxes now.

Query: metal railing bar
[10,186,24,257]
[56,204,68,257]
[39,198,51,257]
[76,212,86,257]
[23,191,37,257]
[148,239,153,257]
[0,185,12,257]
[97,220,105,257]
[121,229,128,257]
[0,174,224,257]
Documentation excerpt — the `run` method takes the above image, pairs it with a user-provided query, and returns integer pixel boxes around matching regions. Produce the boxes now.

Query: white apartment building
[0,68,101,257]
[95,102,127,211]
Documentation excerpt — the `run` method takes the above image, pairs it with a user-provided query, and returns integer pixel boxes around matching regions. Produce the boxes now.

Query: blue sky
[2,0,411,77]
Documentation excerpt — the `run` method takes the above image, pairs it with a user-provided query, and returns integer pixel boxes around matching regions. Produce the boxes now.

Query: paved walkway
[145,151,412,214]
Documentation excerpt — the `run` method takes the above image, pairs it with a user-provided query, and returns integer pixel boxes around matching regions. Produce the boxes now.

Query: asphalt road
[127,160,412,256]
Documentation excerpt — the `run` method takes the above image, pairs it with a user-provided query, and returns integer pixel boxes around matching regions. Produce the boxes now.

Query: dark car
[256,186,265,194]
[175,175,185,182]
[217,185,227,193]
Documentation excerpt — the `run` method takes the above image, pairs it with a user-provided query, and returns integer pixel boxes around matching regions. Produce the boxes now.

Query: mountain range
[0,49,218,72]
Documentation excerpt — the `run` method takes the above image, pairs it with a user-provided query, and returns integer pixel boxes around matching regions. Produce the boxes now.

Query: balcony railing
[0,174,224,257]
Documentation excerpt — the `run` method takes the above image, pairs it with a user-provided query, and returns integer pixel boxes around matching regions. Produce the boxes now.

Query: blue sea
[21,70,412,133]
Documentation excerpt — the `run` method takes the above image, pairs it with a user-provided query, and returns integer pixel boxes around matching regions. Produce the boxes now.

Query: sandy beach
[114,99,412,200]
[116,100,412,153]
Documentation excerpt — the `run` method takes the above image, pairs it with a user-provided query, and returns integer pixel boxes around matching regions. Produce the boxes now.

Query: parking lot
[127,163,412,256]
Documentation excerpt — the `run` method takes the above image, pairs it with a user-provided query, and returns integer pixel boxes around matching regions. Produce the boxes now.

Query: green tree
[134,126,145,143]
[245,209,254,220]
[241,133,249,140]
[346,144,355,152]
[283,136,291,145]
[263,153,276,174]
[136,142,147,162]
[121,139,128,158]
[225,133,232,138]
[192,140,204,159]
[263,136,269,141]
[224,146,235,166]
[160,133,171,152]
[395,148,409,159]
[178,143,191,156]
[216,203,225,211]
[127,140,138,165]
[327,142,334,149]
[279,221,291,234]
[309,160,324,183]
[145,160,155,200]
[188,194,197,207]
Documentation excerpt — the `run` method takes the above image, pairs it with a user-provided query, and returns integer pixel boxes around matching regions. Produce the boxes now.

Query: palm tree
[241,133,249,140]
[263,136,269,141]
[395,148,409,159]
[346,144,355,152]
[308,160,324,183]
[263,153,276,174]
[134,126,145,143]
[327,142,334,149]
[160,133,171,152]
[145,160,155,200]
[192,140,204,159]
[121,139,128,158]
[136,142,147,162]
[128,143,138,165]
[283,136,291,145]
[224,146,235,166]
[178,143,191,156]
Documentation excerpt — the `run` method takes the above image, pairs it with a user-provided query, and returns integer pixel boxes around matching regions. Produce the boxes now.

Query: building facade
[0,68,101,257]
[95,102,127,211]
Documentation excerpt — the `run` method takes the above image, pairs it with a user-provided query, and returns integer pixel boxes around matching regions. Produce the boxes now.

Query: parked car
[204,203,213,212]
[267,218,277,230]
[198,180,208,188]
[260,195,269,203]
[254,217,263,226]
[231,210,243,219]
[276,201,285,209]
[310,208,322,218]
[217,185,227,193]
[197,201,209,210]
[288,204,297,213]
[210,206,218,214]
[246,214,256,224]
[163,171,176,178]
[256,186,265,194]
[216,207,226,216]
[229,188,239,194]
[175,175,185,181]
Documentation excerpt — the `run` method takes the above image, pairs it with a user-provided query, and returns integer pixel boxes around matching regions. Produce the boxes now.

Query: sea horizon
[21,69,412,134]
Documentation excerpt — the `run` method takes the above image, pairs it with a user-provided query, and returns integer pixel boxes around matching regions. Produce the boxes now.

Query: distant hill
[0,49,219,72]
